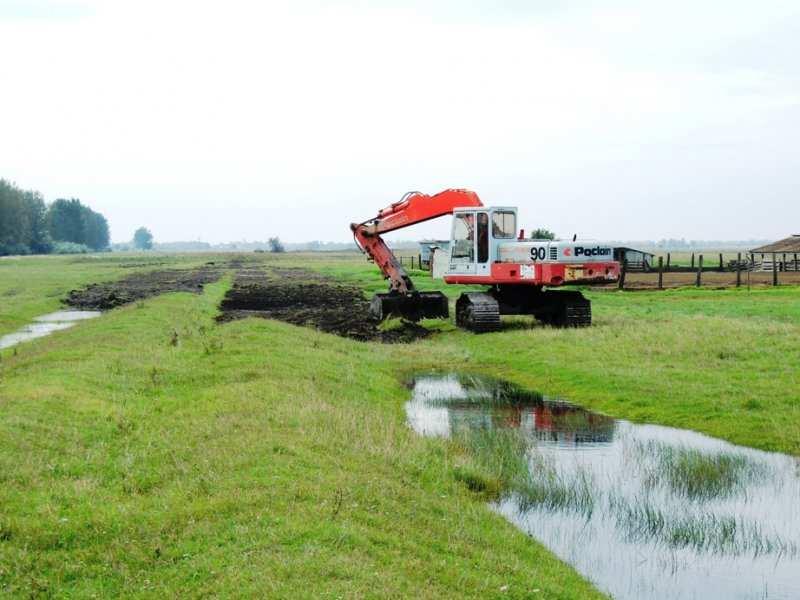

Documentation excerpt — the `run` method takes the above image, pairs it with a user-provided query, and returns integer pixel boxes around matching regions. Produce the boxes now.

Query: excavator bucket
[370,291,449,322]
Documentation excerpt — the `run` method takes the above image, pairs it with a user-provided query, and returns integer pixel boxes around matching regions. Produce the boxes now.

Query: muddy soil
[218,267,430,343]
[65,265,222,310]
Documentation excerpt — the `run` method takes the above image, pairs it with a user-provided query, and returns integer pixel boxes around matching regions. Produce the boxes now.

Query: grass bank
[2,251,799,596]
[0,257,600,598]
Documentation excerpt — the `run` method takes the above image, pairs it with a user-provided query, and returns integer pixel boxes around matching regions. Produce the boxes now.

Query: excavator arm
[350,188,483,320]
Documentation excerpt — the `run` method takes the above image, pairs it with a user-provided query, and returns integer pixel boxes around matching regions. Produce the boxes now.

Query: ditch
[407,373,800,600]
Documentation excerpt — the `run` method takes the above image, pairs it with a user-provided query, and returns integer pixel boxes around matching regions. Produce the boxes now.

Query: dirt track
[218,267,430,343]
[65,265,222,309]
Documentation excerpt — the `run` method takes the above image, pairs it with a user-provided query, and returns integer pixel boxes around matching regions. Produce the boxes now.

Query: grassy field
[310,255,800,454]
[2,252,799,597]
[0,254,215,337]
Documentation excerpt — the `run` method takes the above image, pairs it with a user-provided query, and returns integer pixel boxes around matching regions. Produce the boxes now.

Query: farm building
[419,240,450,268]
[749,235,800,271]
[613,247,655,272]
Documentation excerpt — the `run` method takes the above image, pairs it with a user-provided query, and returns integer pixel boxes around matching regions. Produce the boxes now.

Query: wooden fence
[617,252,800,290]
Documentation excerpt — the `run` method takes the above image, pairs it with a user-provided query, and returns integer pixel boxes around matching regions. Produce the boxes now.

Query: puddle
[407,374,800,600]
[0,310,102,350]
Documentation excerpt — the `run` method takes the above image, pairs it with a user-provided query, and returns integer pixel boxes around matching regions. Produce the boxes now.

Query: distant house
[419,240,450,268]
[749,235,800,271]
[613,247,655,272]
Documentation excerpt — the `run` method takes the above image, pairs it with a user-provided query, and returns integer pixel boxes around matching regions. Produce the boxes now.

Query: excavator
[351,189,620,332]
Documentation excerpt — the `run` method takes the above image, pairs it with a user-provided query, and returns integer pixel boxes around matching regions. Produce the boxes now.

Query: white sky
[1,0,798,244]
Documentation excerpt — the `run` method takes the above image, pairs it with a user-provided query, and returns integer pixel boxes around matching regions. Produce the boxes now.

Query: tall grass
[635,440,769,501]
[516,453,596,517]
[453,426,597,516]
[610,494,797,557]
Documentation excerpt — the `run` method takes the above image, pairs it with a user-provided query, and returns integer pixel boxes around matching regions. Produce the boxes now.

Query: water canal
[407,374,800,600]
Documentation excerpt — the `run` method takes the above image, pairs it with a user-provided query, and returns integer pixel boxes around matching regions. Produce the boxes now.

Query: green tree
[0,180,52,255]
[268,237,285,253]
[21,190,52,253]
[530,228,556,240]
[83,210,110,250]
[133,227,154,250]
[0,179,28,255]
[47,198,87,244]
[0,183,108,255]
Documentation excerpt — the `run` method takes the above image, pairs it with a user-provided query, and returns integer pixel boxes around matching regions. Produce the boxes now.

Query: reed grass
[635,440,769,501]
[609,495,797,557]
[454,425,597,516]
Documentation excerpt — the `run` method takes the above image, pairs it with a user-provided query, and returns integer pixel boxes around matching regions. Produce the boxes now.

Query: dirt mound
[218,268,430,343]
[65,266,222,310]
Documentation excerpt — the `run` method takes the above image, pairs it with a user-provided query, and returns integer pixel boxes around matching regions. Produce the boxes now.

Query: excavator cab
[447,207,516,278]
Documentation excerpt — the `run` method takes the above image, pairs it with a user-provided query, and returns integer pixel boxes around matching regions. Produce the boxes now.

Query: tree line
[0,179,110,256]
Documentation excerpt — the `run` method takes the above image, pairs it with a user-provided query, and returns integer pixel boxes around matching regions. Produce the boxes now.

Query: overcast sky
[1,0,798,244]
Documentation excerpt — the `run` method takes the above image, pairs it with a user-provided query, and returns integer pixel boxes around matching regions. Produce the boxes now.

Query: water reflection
[0,310,101,350]
[407,373,800,600]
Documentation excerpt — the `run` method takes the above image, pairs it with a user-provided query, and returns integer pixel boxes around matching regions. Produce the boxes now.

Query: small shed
[749,235,800,271]
[419,240,450,269]
[613,247,655,272]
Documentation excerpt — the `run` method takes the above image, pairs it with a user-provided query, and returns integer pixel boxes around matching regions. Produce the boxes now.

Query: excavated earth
[65,264,222,310]
[218,267,431,343]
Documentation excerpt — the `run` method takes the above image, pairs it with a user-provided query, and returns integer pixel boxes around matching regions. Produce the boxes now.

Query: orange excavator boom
[351,189,482,294]
[350,189,482,320]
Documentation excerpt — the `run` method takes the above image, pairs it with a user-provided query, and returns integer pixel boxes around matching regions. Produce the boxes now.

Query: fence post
[696,255,703,287]
[719,253,723,271]
[691,253,695,269]
[782,253,787,272]
[773,252,778,286]
[795,253,798,272]
[736,252,742,287]
[618,259,627,290]
[658,256,664,289]
[666,253,671,272]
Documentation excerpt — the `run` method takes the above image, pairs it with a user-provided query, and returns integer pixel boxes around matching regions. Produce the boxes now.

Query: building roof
[750,235,800,253]
[614,247,655,257]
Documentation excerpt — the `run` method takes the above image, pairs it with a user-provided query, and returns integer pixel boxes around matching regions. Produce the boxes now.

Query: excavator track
[456,292,501,333]
[532,290,592,327]
[561,297,591,327]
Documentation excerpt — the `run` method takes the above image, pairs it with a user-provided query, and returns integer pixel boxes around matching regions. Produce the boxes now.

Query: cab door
[475,211,490,277]
[448,211,477,275]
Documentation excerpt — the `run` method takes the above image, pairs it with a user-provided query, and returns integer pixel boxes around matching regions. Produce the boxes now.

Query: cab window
[492,211,516,239]
[451,213,474,262]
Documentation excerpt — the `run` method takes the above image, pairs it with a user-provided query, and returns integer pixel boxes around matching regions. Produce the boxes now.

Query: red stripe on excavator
[444,262,620,286]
